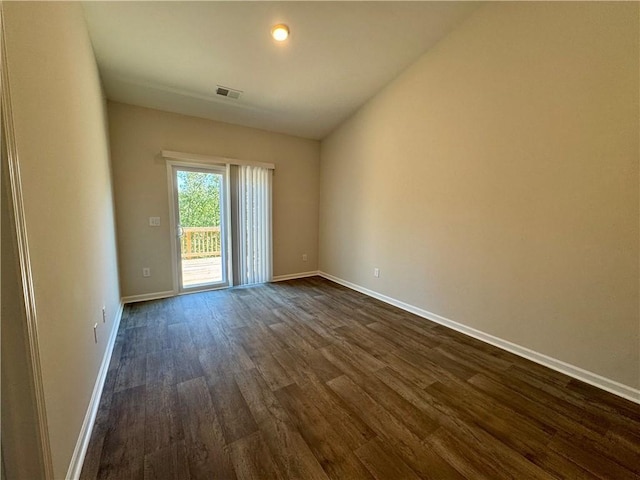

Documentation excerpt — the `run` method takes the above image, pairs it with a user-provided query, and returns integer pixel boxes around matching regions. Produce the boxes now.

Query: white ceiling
[83,2,479,140]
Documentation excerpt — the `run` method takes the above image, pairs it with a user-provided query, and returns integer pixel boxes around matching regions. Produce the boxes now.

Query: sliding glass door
[172,165,229,291]
[166,155,274,293]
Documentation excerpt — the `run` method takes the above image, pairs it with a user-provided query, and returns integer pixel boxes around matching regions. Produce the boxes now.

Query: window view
[176,170,224,287]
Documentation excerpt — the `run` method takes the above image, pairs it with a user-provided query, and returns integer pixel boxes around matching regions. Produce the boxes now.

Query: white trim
[66,303,124,480]
[161,150,275,170]
[122,290,175,304]
[271,271,319,282]
[165,161,180,295]
[318,271,640,405]
[2,19,54,478]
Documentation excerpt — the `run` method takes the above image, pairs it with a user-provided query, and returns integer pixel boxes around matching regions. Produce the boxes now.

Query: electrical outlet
[149,216,161,227]
[93,323,98,343]
[102,306,106,323]
[302,253,308,262]
[374,267,380,278]
[143,267,151,277]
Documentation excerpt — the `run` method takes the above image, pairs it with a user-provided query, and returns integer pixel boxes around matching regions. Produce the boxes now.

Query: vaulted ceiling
[83,2,479,139]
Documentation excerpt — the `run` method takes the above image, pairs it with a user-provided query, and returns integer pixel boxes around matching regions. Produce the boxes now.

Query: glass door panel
[174,166,228,290]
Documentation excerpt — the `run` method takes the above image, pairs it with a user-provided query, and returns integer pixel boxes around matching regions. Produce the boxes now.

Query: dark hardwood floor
[80,276,640,480]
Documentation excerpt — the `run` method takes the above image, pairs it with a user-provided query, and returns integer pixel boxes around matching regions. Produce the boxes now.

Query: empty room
[1,1,639,479]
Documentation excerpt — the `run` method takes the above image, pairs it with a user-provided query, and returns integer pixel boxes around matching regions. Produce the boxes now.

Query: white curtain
[238,165,272,285]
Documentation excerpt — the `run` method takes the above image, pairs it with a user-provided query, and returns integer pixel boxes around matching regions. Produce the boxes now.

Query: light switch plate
[149,217,160,226]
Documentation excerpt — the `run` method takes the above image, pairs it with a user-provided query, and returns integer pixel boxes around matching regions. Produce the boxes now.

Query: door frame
[166,159,233,294]
[1,7,53,476]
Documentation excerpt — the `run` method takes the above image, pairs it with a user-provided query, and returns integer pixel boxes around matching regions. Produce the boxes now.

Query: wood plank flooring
[80,277,640,480]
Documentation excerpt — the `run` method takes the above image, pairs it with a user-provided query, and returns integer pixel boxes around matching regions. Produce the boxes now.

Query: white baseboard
[66,302,124,480]
[271,271,319,282]
[122,290,175,304]
[318,271,640,405]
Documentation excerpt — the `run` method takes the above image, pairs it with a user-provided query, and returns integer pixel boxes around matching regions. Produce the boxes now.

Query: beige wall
[320,2,639,388]
[108,102,320,298]
[4,2,121,477]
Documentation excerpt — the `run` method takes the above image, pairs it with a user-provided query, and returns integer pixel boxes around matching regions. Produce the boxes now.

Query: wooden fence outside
[181,227,221,259]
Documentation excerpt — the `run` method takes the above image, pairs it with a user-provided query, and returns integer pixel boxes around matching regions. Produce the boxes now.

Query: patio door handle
[177,226,183,237]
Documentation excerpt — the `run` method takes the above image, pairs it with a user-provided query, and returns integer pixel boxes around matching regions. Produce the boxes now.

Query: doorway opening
[172,165,229,291]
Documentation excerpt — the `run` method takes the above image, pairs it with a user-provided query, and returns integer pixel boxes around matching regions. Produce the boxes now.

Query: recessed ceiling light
[271,24,289,42]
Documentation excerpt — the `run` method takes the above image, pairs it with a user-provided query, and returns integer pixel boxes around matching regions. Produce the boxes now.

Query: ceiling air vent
[216,85,242,99]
